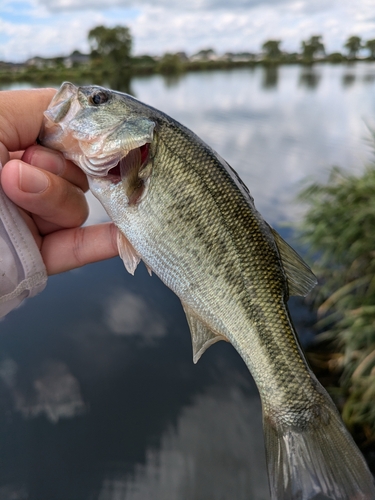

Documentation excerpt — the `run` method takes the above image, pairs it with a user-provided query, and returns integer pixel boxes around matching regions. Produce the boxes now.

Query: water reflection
[261,66,278,89]
[3,63,375,226]
[0,257,272,499]
[298,67,321,89]
[363,73,375,83]
[1,64,375,498]
[162,74,184,88]
[0,484,28,500]
[342,72,356,88]
[20,361,85,423]
[105,290,167,342]
[130,63,375,225]
[0,358,85,423]
[107,71,133,94]
[98,383,269,500]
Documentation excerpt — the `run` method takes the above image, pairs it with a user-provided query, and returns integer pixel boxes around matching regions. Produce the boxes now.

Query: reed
[298,164,375,452]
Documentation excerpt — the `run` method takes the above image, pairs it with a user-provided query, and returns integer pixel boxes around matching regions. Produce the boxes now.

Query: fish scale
[40,82,375,500]
[156,124,318,413]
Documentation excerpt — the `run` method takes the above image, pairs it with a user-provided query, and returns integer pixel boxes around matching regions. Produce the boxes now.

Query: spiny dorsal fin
[117,231,141,275]
[270,227,317,297]
[181,302,228,364]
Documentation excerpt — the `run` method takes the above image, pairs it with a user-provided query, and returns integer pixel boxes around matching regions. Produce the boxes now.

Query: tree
[88,25,132,71]
[301,36,325,62]
[262,40,282,60]
[344,36,362,59]
[157,53,183,74]
[364,39,375,59]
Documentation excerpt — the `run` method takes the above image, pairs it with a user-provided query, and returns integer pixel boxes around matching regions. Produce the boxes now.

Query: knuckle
[51,181,89,227]
[72,227,87,268]
[109,223,119,253]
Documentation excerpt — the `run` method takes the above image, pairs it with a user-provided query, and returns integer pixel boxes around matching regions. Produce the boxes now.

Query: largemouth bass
[40,82,375,500]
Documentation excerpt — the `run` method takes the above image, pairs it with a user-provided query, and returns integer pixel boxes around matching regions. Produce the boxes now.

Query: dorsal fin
[270,227,317,297]
[181,302,228,364]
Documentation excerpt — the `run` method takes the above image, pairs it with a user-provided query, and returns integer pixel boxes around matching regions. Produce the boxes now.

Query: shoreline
[1,57,374,85]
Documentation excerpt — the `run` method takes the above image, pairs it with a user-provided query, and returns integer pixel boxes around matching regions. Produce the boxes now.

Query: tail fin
[263,400,375,500]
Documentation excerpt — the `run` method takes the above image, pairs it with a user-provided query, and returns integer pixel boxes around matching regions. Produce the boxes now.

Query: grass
[297,164,375,451]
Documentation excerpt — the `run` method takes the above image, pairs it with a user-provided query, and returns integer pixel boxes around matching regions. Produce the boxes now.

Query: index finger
[0,88,56,153]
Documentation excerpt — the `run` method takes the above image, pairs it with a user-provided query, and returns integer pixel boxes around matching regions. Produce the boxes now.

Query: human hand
[0,88,118,275]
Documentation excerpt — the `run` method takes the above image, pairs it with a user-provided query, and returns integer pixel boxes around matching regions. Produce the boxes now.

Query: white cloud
[123,1,375,56]
[0,13,107,61]
[36,0,292,12]
[1,0,375,62]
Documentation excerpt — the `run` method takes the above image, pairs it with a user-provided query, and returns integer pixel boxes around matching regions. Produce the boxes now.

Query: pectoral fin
[182,302,228,364]
[117,231,141,275]
[270,227,317,297]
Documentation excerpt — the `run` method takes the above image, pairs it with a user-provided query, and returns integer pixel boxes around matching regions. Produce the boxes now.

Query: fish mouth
[107,143,151,182]
[40,82,155,182]
[40,83,124,177]
[44,82,79,123]
[106,142,152,205]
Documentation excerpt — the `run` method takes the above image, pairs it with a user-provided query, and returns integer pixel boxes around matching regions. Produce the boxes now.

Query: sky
[1,0,375,63]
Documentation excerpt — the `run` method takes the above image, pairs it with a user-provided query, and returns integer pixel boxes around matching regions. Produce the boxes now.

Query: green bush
[298,165,375,443]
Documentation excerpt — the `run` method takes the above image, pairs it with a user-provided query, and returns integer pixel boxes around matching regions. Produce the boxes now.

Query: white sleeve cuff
[0,177,47,318]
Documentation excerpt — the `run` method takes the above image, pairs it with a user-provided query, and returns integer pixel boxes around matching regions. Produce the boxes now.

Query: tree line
[88,27,375,68]
[82,28,375,81]
[262,35,375,63]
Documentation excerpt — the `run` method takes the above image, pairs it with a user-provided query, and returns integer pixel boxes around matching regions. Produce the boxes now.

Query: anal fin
[182,302,228,364]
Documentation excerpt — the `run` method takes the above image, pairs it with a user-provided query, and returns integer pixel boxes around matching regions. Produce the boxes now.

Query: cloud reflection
[132,64,374,225]
[0,358,86,423]
[97,383,270,500]
[105,290,167,342]
[0,484,28,500]
[0,357,17,388]
[80,64,375,229]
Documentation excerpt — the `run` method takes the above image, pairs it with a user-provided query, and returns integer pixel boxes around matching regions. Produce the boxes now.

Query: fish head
[40,82,156,205]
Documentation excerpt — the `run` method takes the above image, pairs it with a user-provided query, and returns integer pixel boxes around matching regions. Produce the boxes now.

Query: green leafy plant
[298,165,375,444]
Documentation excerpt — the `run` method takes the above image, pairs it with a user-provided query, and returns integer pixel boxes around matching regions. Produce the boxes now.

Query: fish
[39,82,375,500]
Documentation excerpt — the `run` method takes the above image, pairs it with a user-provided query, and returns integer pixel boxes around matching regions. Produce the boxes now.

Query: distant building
[25,56,58,69]
[175,51,189,62]
[0,61,24,71]
[222,52,256,62]
[63,50,90,68]
[190,49,217,62]
[25,51,90,69]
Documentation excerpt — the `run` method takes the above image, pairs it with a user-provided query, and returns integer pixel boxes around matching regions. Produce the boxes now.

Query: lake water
[1,63,375,500]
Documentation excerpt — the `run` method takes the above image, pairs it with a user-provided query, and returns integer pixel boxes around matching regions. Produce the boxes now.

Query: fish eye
[89,91,108,106]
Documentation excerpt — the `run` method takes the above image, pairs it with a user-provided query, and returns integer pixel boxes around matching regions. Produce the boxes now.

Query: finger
[22,145,88,192]
[41,222,119,275]
[10,151,24,161]
[0,88,56,152]
[1,159,89,233]
[0,142,10,167]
